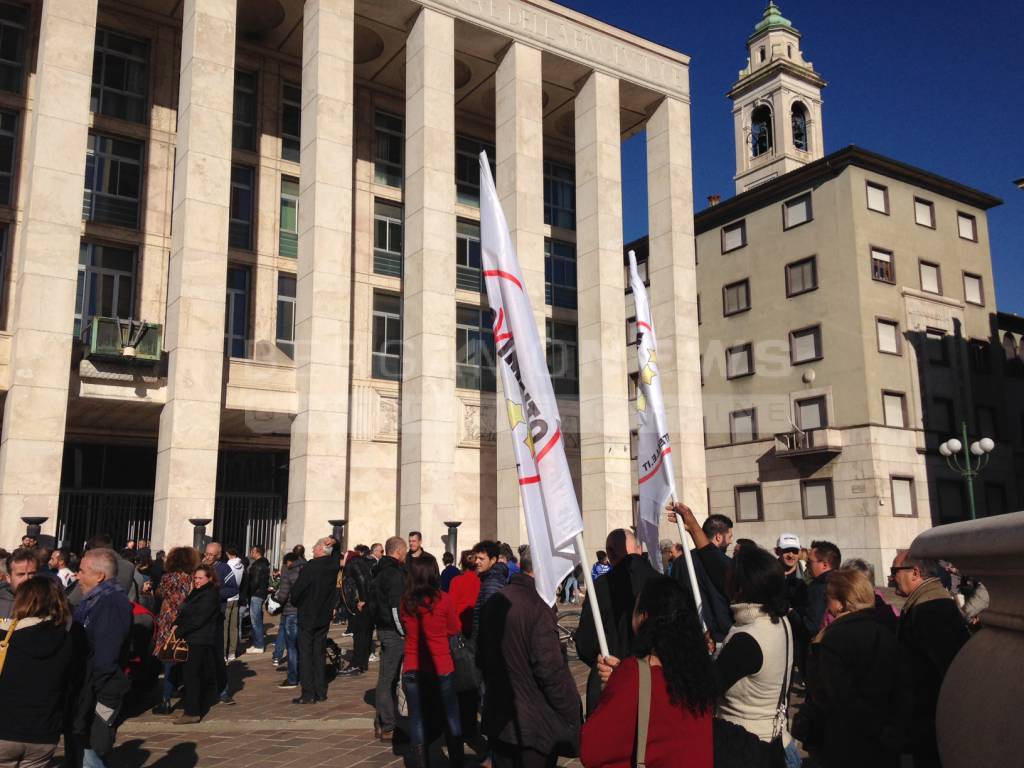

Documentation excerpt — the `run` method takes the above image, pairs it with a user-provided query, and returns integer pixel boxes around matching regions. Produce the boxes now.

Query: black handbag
[449,634,480,693]
[713,618,792,768]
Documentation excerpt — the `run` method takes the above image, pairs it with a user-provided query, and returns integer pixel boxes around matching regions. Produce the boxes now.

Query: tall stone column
[151,0,237,549]
[0,0,99,544]
[494,42,544,547]
[646,97,707,524]
[285,0,355,548]
[399,8,456,547]
[574,71,631,551]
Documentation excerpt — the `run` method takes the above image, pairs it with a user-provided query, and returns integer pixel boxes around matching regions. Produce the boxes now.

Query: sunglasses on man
[779,548,800,555]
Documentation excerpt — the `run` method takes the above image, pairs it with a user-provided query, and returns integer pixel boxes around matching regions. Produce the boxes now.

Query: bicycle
[556,607,581,661]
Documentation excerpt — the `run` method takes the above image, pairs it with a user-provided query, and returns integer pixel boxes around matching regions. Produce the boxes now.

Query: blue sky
[558,0,1024,314]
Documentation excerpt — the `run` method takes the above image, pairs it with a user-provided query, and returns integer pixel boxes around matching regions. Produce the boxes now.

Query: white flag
[479,152,581,606]
[628,250,675,573]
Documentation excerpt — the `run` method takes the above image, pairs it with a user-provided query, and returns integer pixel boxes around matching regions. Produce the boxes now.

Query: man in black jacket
[340,544,374,675]
[241,544,271,654]
[470,540,508,644]
[289,537,341,704]
[477,553,581,767]
[891,550,969,768]
[371,536,407,740]
[575,528,658,714]
[793,540,840,673]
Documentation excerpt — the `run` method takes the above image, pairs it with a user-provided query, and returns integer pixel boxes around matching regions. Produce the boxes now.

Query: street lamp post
[938,421,995,520]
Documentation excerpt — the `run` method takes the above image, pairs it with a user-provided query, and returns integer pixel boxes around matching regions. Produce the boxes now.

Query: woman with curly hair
[581,575,716,767]
[151,546,200,715]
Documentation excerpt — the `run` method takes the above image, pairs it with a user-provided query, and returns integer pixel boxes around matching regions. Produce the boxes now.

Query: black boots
[409,745,428,768]
[152,699,173,715]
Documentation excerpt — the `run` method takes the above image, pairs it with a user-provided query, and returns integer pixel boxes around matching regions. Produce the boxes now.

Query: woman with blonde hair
[0,577,83,767]
[797,569,903,768]
[152,546,200,715]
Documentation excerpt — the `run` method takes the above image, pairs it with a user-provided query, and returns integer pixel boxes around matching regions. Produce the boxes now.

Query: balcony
[774,427,843,457]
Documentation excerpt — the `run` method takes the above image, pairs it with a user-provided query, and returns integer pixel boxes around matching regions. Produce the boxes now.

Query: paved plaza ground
[100,618,587,768]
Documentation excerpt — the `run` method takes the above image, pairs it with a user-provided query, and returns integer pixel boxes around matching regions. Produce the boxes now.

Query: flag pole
[669,496,707,636]
[573,533,610,659]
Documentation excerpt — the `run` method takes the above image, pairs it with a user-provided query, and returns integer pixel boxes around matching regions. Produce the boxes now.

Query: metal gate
[56,490,154,553]
[213,492,286,565]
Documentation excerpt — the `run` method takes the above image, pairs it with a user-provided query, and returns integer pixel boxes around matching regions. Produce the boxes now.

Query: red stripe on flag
[519,475,540,485]
[493,306,512,342]
[535,428,562,465]
[638,446,672,485]
[637,321,653,333]
[484,269,523,291]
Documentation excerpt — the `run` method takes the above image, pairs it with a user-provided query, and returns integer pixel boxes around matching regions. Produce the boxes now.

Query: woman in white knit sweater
[671,503,800,768]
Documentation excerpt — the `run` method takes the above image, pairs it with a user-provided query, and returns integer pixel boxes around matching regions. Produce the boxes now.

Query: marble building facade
[0,0,706,556]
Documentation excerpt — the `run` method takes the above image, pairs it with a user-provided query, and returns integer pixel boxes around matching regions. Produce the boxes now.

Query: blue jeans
[402,671,462,748]
[249,596,266,649]
[83,748,107,768]
[784,739,801,768]
[162,660,178,701]
[281,614,299,684]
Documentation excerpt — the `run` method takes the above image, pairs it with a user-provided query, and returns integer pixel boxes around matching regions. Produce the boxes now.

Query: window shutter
[877,320,899,353]
[915,200,933,227]
[884,393,905,427]
[892,478,914,517]
[866,184,887,213]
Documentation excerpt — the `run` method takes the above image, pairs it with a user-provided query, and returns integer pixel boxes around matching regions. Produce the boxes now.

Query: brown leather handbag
[157,627,189,663]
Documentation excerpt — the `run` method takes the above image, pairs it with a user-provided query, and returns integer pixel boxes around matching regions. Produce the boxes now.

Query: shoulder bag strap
[636,658,652,768]
[0,618,18,678]
[772,618,793,739]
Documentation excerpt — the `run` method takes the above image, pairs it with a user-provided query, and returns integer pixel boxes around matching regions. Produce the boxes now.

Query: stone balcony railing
[908,510,1024,768]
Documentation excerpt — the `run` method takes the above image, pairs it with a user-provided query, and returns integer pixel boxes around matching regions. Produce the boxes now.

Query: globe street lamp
[938,422,995,520]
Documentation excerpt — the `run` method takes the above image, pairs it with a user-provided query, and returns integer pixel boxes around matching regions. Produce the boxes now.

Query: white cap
[777,533,801,550]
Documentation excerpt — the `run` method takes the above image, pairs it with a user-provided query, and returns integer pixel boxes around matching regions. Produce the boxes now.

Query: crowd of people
[0,511,983,768]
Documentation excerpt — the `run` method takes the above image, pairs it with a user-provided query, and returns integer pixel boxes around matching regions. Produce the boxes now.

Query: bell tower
[730,3,826,193]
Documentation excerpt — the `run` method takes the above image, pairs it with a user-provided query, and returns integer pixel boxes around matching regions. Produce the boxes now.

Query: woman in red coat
[581,576,716,768]
[400,553,463,768]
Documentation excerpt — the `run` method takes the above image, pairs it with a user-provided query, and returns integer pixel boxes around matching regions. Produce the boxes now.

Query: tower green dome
[751,2,796,38]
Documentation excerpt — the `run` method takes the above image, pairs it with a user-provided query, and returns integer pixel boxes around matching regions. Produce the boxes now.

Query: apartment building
[0,0,705,556]
[630,3,1011,578]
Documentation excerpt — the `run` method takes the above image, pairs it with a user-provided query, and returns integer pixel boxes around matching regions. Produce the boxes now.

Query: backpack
[341,566,360,613]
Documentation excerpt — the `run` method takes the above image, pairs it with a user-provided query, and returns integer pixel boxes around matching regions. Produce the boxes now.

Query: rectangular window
[0,3,27,94]
[976,405,997,440]
[83,133,144,229]
[790,325,822,364]
[930,397,955,434]
[91,28,149,123]
[374,111,403,187]
[543,160,575,230]
[456,304,495,391]
[937,479,966,524]
[0,109,16,205]
[795,396,827,430]
[963,272,984,306]
[870,247,895,283]
[957,212,977,242]
[229,166,255,250]
[371,292,402,381]
[545,238,577,309]
[876,318,900,355]
[626,316,638,346]
[373,199,403,277]
[75,242,136,338]
[891,476,916,517]
[224,265,250,358]
[281,82,301,163]
[883,390,907,428]
[801,479,835,519]
[729,408,757,443]
[919,261,941,294]
[279,176,299,258]
[726,343,754,379]
[914,197,935,228]
[721,220,746,253]
[546,319,579,396]
[723,278,751,316]
[455,219,482,292]
[275,273,296,359]
[783,193,812,229]
[785,256,817,297]
[985,484,1007,517]
[925,328,949,365]
[865,182,889,214]
[455,135,495,207]
[734,485,763,523]
[232,70,257,151]
[0,226,7,329]
[969,339,992,374]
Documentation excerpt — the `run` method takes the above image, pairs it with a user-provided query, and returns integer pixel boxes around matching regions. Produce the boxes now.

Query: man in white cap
[775,533,805,607]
